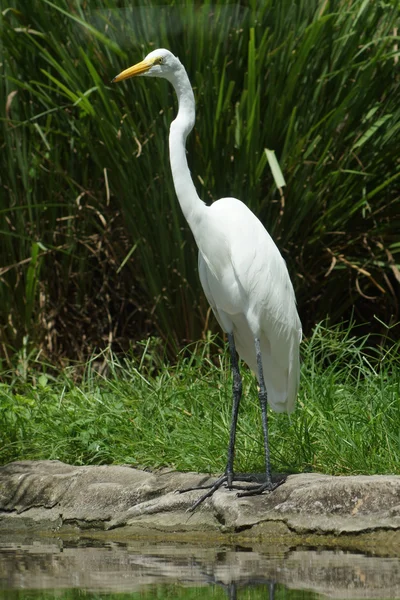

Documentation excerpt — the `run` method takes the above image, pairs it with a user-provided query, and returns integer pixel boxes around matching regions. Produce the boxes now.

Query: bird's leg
[178,333,250,511]
[225,332,242,486]
[256,336,272,485]
[237,337,284,497]
[179,336,284,507]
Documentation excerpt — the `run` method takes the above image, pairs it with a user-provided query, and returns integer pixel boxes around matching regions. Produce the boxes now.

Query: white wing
[196,197,302,413]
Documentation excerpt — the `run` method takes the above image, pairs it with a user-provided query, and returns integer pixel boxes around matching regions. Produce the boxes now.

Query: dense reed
[0,0,399,363]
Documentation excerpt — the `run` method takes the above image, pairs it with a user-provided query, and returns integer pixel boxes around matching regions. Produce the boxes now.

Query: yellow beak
[112,58,153,83]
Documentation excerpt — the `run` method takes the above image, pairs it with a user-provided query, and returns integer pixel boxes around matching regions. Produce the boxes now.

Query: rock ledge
[1,460,400,541]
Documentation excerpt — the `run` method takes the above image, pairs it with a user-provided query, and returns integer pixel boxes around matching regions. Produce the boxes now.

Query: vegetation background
[1,0,399,367]
[0,1,399,474]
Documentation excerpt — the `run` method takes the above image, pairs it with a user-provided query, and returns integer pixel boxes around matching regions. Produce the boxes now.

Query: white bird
[113,49,302,508]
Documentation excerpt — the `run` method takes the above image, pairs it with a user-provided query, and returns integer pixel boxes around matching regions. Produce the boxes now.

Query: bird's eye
[155,57,163,65]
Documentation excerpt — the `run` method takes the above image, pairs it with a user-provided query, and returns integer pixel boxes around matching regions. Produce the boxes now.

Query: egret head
[112,49,181,83]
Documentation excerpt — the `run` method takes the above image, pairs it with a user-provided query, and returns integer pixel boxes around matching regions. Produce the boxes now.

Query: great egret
[113,49,302,508]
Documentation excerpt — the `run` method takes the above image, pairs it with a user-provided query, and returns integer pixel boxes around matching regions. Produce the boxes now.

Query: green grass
[1,323,399,476]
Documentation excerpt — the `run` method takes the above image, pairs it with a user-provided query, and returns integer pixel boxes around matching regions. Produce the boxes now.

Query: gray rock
[1,460,400,544]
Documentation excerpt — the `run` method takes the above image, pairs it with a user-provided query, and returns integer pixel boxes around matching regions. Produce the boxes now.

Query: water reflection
[1,538,400,599]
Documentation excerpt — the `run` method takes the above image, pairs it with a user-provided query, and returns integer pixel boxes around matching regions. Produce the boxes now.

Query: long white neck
[168,65,205,229]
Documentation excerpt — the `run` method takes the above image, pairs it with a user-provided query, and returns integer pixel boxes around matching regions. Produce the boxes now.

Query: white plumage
[113,48,302,502]
[197,196,301,413]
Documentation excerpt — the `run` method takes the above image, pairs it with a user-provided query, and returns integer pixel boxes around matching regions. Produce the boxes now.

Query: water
[1,538,400,599]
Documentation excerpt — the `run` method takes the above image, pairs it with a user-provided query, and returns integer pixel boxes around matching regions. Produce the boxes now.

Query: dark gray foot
[236,474,287,497]
[180,474,229,512]
[179,473,279,511]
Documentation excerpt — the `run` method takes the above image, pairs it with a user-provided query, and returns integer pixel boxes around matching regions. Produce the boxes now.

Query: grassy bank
[1,323,399,476]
